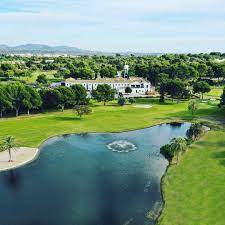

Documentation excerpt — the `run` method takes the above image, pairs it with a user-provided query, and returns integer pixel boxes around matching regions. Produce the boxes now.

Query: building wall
[64,80,151,95]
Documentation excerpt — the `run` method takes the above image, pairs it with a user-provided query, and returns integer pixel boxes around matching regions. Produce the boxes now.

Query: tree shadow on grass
[48,116,82,121]
[211,151,225,167]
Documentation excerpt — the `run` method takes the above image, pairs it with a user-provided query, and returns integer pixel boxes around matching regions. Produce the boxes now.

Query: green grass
[19,70,59,83]
[158,129,225,225]
[0,99,221,147]
[205,87,224,99]
[0,97,225,224]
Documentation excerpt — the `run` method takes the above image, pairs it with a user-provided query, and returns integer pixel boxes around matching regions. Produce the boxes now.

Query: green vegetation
[186,122,205,141]
[160,122,205,164]
[188,100,198,115]
[73,104,92,118]
[118,97,126,106]
[92,84,115,105]
[193,81,211,99]
[20,70,58,83]
[160,137,187,164]
[206,87,223,99]
[0,91,224,225]
[0,98,222,147]
[158,129,225,225]
[219,87,225,107]
[1,53,225,86]
[0,53,225,224]
[0,136,16,162]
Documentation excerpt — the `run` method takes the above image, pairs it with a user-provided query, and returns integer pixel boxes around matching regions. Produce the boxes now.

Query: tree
[159,79,188,103]
[0,84,12,118]
[77,67,94,79]
[193,81,211,99]
[39,89,60,109]
[118,97,126,106]
[0,136,16,162]
[128,98,135,104]
[166,79,187,103]
[6,82,28,117]
[55,86,74,112]
[186,123,204,141]
[36,74,47,84]
[56,68,71,78]
[159,80,167,103]
[92,84,115,106]
[0,63,15,72]
[160,144,174,163]
[170,137,187,164]
[71,84,88,105]
[188,100,198,115]
[73,105,92,118]
[100,65,117,78]
[23,86,42,115]
[157,73,169,84]
[125,87,132,94]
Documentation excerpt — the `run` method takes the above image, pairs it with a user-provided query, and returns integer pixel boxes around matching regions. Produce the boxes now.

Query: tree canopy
[92,84,115,105]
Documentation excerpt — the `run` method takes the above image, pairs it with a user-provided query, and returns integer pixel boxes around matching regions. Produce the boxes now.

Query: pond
[0,123,190,225]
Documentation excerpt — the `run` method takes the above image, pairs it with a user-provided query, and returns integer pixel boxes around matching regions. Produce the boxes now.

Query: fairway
[19,70,59,83]
[158,129,225,225]
[205,87,223,99]
[0,98,225,225]
[0,99,221,147]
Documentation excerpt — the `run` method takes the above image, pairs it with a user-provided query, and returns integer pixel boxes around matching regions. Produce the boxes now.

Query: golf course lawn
[158,129,225,225]
[205,87,224,99]
[0,99,222,147]
[19,70,59,83]
[0,98,225,225]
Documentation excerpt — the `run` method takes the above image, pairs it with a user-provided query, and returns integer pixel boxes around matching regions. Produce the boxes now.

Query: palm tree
[1,136,16,162]
[170,137,187,164]
[186,123,204,141]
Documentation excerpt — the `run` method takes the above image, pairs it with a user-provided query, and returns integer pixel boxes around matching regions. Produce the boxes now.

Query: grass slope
[158,129,225,225]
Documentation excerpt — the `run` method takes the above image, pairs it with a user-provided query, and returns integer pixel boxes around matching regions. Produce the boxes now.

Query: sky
[0,0,225,53]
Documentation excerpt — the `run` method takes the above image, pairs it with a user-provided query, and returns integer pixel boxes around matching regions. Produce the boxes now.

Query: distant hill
[0,44,161,56]
[0,44,99,56]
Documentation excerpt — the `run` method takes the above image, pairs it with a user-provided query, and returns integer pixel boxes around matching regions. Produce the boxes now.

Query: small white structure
[45,59,54,63]
[62,77,152,95]
[124,65,129,78]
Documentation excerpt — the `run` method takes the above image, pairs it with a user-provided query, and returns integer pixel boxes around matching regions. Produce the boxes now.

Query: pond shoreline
[0,121,192,224]
[0,121,187,173]
[156,124,211,225]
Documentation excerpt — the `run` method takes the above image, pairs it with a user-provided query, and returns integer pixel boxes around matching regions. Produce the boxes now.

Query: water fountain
[107,140,137,153]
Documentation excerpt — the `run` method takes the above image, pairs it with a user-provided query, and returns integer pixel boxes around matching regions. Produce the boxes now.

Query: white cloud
[0,0,224,52]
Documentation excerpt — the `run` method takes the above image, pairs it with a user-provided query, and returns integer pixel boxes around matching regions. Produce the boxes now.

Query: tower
[124,64,129,78]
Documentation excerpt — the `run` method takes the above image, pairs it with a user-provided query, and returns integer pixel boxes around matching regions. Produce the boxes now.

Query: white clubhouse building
[61,76,152,95]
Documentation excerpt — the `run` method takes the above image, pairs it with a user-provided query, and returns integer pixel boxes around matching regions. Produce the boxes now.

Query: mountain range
[0,44,100,56]
[0,44,160,56]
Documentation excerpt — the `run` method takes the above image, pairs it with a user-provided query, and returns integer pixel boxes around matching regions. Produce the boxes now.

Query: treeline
[158,78,211,103]
[0,82,118,118]
[0,82,88,118]
[1,53,225,85]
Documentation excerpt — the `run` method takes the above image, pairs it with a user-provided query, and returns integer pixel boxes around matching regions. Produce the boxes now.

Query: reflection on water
[0,123,190,225]
[3,170,22,191]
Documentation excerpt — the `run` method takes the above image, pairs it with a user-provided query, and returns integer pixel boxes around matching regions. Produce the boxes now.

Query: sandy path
[133,104,153,109]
